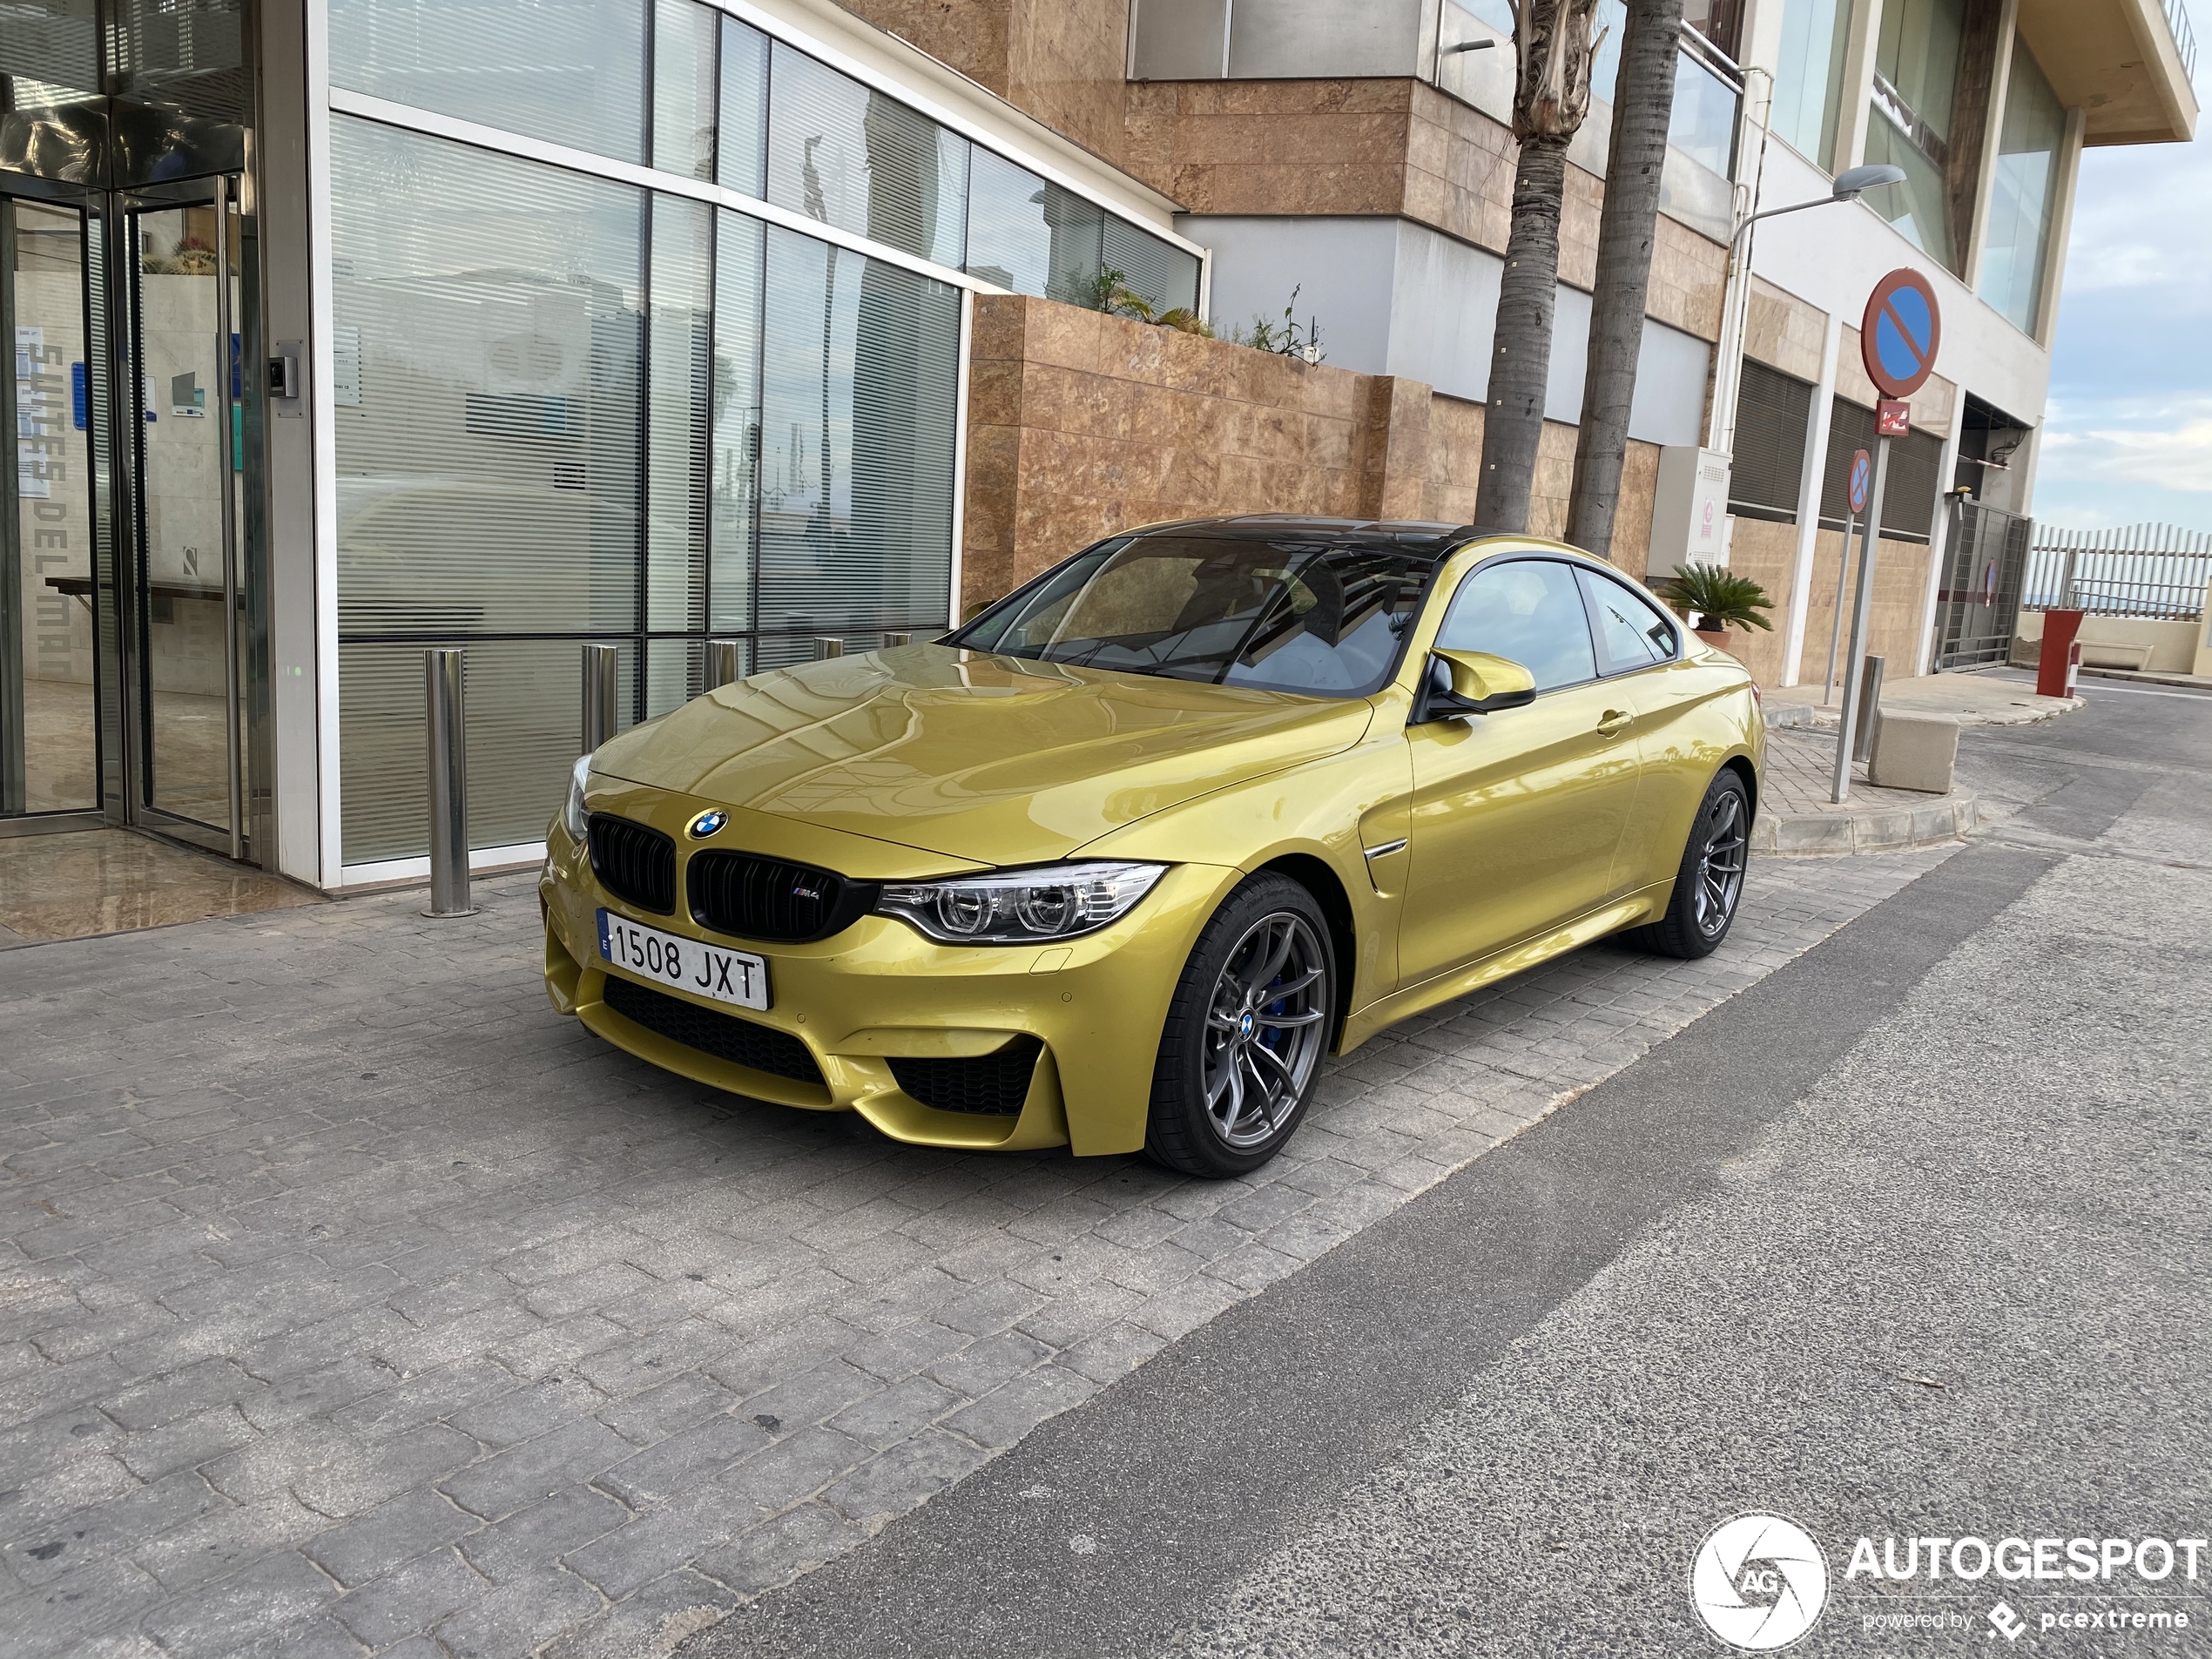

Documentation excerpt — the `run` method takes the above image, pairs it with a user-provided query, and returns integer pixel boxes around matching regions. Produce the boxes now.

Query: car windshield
[951,534,1434,697]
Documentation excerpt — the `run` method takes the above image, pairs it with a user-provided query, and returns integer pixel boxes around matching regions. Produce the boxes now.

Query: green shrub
[1659,563,1775,632]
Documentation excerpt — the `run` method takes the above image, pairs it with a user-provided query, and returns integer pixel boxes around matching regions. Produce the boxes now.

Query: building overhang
[2016,0,2199,145]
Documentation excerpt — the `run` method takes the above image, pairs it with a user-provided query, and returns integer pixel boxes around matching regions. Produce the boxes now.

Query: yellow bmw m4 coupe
[541,517,1763,1177]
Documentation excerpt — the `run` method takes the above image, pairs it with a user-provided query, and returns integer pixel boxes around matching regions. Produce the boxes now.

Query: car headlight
[876,861,1167,944]
[562,753,592,844]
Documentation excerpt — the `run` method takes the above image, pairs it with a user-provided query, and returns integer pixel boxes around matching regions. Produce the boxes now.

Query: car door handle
[1596,709,1633,738]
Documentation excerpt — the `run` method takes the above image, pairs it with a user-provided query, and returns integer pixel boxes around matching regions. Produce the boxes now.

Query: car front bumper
[539,786,1239,1157]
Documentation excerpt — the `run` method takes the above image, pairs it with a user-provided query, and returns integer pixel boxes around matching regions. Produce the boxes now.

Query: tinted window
[954,535,1432,697]
[1579,569,1677,673]
[1435,560,1597,691]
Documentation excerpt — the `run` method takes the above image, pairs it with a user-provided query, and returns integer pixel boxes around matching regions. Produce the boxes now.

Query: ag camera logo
[1690,1514,1830,1650]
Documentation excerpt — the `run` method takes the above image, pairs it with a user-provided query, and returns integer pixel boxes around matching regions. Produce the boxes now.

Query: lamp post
[1704,163,1908,458]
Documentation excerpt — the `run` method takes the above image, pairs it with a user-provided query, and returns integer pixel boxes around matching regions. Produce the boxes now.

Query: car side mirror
[1413,650,1537,722]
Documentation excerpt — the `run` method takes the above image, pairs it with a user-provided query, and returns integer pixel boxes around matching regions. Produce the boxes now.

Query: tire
[1145,874,1337,1178]
[1625,769,1751,961]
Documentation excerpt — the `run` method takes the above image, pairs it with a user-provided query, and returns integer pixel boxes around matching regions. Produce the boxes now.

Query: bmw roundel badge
[688,809,728,839]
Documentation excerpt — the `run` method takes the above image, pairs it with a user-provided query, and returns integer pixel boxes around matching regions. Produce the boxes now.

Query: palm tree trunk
[1474,0,1605,535]
[1476,135,1571,533]
[1566,0,1684,561]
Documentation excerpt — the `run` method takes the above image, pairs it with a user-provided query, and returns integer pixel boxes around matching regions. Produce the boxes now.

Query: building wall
[961,293,1662,609]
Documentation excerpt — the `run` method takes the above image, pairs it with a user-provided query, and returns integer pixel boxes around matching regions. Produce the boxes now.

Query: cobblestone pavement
[1758,726,1952,820]
[0,846,1952,1659]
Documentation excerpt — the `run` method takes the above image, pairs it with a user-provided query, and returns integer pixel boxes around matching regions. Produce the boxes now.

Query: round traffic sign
[1846,449,1871,515]
[1862,268,1941,399]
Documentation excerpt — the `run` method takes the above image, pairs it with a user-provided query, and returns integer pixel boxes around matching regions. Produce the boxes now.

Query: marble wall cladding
[1718,516,1803,685]
[1723,516,1937,687]
[1123,79,1420,217]
[834,0,1014,95]
[1648,216,1729,342]
[962,295,1674,610]
[1745,278,1828,381]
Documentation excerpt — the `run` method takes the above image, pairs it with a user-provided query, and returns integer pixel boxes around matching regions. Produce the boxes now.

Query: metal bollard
[423,648,477,918]
[705,638,743,691]
[1853,654,1885,763]
[813,637,845,660]
[881,631,913,648]
[582,643,619,752]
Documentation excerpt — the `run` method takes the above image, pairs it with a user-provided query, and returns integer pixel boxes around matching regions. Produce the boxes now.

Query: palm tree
[1474,0,1608,534]
[1566,0,1684,562]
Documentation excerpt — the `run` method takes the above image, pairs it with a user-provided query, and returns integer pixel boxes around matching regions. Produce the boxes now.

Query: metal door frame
[112,171,250,859]
[0,179,111,840]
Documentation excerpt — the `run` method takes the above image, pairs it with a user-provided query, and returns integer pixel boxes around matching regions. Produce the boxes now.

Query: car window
[951,534,1431,698]
[1578,569,1677,674]
[1434,559,1597,691]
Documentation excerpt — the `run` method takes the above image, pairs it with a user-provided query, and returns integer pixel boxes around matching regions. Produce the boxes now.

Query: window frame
[1430,555,1607,697]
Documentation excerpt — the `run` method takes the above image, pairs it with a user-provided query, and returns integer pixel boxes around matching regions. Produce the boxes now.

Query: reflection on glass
[1667,50,1738,179]
[1771,0,1852,167]
[647,197,710,632]
[328,0,646,165]
[329,118,644,637]
[1978,40,2063,334]
[718,17,769,198]
[965,146,1101,306]
[766,42,968,267]
[1875,0,1965,145]
[758,227,957,635]
[133,202,236,831]
[3,199,98,815]
[710,212,763,633]
[651,0,718,181]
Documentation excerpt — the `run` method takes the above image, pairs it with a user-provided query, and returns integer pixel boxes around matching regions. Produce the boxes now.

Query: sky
[2034,12,2212,534]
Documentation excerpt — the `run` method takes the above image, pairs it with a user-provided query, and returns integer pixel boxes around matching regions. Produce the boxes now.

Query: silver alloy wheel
[1202,912,1330,1149]
[1693,789,1749,937]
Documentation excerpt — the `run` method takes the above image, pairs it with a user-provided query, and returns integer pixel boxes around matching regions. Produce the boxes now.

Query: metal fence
[2024,523,2212,619]
[1932,500,2032,669]
[2164,0,2199,81]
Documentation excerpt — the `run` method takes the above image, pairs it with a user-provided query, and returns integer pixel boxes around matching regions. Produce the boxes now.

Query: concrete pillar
[1780,313,1844,685]
[1961,0,2021,292]
[1830,0,1888,177]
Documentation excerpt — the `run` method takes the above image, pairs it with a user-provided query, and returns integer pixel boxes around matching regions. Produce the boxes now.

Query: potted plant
[1658,563,1774,651]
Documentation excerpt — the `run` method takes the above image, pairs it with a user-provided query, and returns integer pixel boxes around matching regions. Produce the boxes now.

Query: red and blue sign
[1846,449,1871,515]
[1862,268,1941,400]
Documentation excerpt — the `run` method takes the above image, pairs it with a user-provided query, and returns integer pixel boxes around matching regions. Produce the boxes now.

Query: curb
[1752,793,1979,857]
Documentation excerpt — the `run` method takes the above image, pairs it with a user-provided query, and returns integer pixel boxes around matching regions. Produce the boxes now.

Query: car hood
[590,644,1376,866]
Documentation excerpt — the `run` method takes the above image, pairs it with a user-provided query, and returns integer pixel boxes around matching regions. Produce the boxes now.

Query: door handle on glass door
[1596,710,1632,738]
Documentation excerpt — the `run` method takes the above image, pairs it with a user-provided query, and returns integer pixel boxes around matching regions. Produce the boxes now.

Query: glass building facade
[320,0,1199,867]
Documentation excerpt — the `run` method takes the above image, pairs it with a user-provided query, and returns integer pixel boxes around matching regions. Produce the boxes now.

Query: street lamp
[1706,163,1909,455]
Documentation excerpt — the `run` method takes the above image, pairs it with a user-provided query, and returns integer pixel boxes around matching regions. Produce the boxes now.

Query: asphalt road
[686,679,2212,1659]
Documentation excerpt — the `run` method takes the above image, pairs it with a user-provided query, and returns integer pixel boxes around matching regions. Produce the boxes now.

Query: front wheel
[1145,875,1337,1178]
[1626,769,1750,960]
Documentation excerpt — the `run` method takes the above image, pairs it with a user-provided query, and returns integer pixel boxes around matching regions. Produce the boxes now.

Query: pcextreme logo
[1689,1514,1831,1651]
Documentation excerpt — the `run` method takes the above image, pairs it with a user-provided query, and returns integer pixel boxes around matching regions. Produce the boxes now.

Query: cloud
[2040,418,2212,491]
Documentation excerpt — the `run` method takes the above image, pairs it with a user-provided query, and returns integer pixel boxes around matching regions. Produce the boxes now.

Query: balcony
[2015,0,2199,145]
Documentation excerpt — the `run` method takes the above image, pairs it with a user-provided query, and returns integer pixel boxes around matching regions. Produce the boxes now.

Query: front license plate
[597,910,770,1010]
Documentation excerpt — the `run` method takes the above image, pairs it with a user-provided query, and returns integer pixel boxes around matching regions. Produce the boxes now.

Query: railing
[2163,0,2199,83]
[2025,523,2212,618]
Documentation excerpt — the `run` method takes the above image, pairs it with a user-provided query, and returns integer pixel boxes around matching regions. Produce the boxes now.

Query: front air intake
[689,851,877,944]
[588,814,677,914]
[889,1036,1043,1116]
[599,974,825,1086]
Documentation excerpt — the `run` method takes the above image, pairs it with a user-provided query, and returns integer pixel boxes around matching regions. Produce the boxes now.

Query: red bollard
[2037,609,2085,699]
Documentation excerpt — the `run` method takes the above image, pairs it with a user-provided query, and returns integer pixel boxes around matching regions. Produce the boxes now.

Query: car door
[1573,564,1711,895]
[1396,557,1646,988]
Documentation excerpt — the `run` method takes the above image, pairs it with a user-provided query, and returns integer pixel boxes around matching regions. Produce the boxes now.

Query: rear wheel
[1145,875,1336,1178]
[1626,769,1750,960]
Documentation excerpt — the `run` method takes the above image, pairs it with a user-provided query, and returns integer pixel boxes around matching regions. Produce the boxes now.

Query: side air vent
[589,814,676,914]
[599,975,825,1086]
[888,1036,1042,1116]
[689,852,878,944]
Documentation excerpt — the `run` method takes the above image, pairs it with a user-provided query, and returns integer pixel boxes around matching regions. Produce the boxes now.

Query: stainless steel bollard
[423,648,477,918]
[1853,654,1885,763]
[582,643,620,752]
[705,638,743,691]
[813,637,846,660]
[881,631,913,648]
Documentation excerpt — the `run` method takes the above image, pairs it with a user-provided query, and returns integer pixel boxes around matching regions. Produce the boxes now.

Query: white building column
[1780,314,1844,685]
[1912,416,1966,676]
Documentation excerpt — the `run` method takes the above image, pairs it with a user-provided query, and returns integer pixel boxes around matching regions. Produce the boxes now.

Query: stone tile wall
[960,295,1667,607]
[1721,516,1936,685]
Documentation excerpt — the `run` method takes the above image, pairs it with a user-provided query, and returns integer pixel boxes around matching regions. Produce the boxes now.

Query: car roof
[1123,515,1562,560]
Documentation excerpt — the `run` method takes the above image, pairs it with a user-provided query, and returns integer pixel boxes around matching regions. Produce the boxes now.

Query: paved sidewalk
[0,849,1950,1659]
[1764,670,2080,726]
[1753,727,1980,855]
